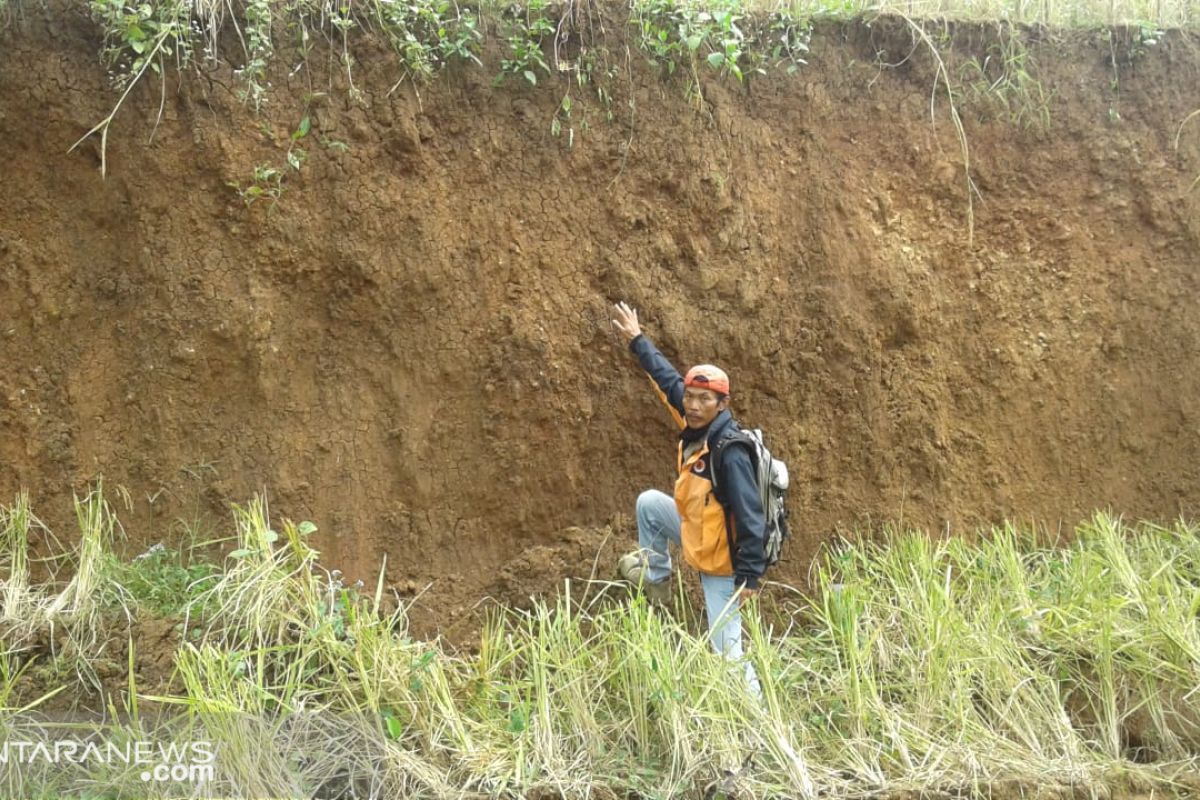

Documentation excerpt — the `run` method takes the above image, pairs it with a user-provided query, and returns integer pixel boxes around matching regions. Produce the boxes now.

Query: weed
[89,0,193,91]
[960,27,1052,130]
[59,0,1198,179]
[1125,22,1164,61]
[72,0,194,175]
[286,112,310,170]
[48,484,127,619]
[499,0,555,85]
[109,542,220,617]
[763,10,811,75]
[238,0,275,110]
[546,44,625,148]
[635,0,722,79]
[0,492,36,622]
[889,15,978,243]
[372,0,482,82]
[1103,23,1162,116]
[590,59,619,123]
[329,2,360,102]
[633,0,809,85]
[229,163,286,207]
[551,92,575,145]
[227,112,312,209]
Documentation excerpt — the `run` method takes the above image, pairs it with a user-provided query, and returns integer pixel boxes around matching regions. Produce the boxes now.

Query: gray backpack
[711,427,791,567]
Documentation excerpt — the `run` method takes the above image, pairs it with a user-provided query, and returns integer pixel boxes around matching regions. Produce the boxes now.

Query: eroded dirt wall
[2,7,1199,635]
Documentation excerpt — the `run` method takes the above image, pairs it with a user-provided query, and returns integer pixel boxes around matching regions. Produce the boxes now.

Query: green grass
[1,489,1199,797]
[106,541,220,616]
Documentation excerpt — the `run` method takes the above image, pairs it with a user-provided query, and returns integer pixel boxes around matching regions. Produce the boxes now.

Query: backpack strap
[709,428,757,506]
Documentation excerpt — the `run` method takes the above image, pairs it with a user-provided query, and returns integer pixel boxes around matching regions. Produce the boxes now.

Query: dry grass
[780,0,1196,27]
[2,490,1200,798]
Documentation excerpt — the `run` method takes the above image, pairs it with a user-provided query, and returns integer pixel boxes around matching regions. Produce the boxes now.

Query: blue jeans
[636,489,762,696]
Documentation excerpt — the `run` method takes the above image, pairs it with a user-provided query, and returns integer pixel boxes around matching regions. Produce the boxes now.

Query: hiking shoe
[616,550,672,606]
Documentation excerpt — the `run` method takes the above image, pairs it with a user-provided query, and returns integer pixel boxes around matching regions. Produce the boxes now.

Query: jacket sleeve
[629,334,686,429]
[718,444,768,590]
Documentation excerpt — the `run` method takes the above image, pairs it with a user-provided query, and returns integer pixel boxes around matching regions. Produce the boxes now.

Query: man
[611,300,765,693]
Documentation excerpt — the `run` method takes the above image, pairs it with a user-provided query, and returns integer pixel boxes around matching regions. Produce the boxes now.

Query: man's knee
[636,489,664,517]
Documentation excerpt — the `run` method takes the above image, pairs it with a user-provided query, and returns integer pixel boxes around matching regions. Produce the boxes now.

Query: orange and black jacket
[630,334,768,590]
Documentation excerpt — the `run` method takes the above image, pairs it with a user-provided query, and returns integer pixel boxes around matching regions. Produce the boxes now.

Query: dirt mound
[2,7,1200,636]
[6,613,182,707]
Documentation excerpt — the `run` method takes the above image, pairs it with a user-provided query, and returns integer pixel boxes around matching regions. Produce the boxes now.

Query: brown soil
[1,6,1200,639]
[6,613,182,706]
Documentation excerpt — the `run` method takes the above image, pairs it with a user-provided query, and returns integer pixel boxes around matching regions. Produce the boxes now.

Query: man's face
[683,387,728,429]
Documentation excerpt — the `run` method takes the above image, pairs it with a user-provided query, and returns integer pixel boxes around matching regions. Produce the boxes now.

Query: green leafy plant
[372,0,482,81]
[551,92,574,145]
[226,112,311,209]
[588,55,619,123]
[72,0,193,174]
[1103,23,1162,114]
[286,112,310,170]
[632,0,809,83]
[1126,22,1164,61]
[238,0,275,109]
[89,0,193,90]
[498,0,554,85]
[110,542,220,617]
[229,163,285,207]
[546,47,625,148]
[763,10,810,75]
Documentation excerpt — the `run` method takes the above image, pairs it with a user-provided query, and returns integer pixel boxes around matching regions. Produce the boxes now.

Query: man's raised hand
[612,301,641,343]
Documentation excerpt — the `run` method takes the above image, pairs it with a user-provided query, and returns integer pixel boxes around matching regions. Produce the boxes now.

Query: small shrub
[111,542,219,617]
[498,0,555,85]
[632,0,809,82]
[226,113,311,209]
[239,0,275,109]
[373,0,483,80]
[229,163,286,207]
[88,0,193,89]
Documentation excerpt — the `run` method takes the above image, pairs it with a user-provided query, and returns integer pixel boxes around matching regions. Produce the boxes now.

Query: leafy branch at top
[633,0,810,83]
[498,0,556,85]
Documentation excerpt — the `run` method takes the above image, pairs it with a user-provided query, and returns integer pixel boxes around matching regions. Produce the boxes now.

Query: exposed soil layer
[2,6,1200,638]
